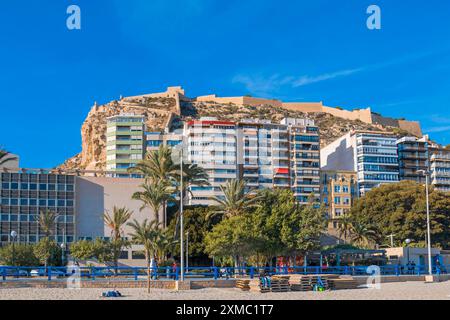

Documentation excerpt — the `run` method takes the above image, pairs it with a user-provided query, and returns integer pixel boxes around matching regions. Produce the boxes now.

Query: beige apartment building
[321,170,358,232]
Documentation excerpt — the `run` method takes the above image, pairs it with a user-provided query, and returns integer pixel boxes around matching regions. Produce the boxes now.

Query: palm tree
[130,145,209,228]
[35,210,58,271]
[129,145,178,182]
[209,179,260,219]
[37,209,58,238]
[337,214,353,244]
[350,222,379,248]
[127,219,161,293]
[104,206,133,271]
[132,181,174,227]
[154,229,178,263]
[0,149,17,166]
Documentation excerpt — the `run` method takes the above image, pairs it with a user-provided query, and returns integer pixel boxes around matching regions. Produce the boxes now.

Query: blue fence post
[395,265,399,276]
[175,267,179,281]
[250,267,255,279]
[344,266,349,275]
[92,267,96,281]
[213,267,218,280]
[1,267,5,281]
[48,267,52,281]
[134,268,138,281]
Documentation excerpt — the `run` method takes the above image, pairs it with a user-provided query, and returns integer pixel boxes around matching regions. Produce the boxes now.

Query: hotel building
[396,136,429,184]
[0,171,76,245]
[106,114,145,177]
[321,131,399,196]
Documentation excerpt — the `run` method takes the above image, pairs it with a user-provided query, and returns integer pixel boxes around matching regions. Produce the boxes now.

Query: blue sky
[1,0,449,168]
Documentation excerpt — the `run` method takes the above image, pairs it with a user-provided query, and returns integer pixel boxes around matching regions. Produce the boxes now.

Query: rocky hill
[59,92,412,172]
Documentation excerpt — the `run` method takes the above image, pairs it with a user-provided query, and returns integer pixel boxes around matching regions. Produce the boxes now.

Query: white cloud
[232,68,363,96]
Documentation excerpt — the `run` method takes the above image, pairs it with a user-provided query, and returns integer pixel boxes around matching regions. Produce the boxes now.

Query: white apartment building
[321,131,399,196]
[184,118,238,206]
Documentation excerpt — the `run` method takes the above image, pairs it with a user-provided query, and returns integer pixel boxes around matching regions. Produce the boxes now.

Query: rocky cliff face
[59,96,178,171]
[59,96,408,172]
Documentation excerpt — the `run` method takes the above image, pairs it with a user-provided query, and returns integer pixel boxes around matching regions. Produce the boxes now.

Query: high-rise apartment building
[181,117,320,205]
[106,114,145,177]
[429,146,450,193]
[0,171,76,245]
[237,119,290,193]
[185,118,238,206]
[282,118,321,204]
[396,136,429,184]
[321,131,399,196]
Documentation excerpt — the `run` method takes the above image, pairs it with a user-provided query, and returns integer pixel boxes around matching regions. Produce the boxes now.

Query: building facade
[321,131,399,196]
[429,146,450,193]
[106,114,145,177]
[0,171,75,246]
[320,170,358,230]
[185,118,239,206]
[283,118,321,204]
[396,136,429,184]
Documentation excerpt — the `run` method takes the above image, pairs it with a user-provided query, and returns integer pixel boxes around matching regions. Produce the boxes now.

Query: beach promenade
[0,281,449,300]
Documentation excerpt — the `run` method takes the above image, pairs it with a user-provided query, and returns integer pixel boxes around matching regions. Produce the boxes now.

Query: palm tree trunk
[163,200,167,229]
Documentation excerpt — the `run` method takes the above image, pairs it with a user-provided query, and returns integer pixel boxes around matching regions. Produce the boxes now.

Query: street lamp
[10,231,17,266]
[60,243,65,266]
[405,238,411,266]
[186,231,189,271]
[417,170,433,275]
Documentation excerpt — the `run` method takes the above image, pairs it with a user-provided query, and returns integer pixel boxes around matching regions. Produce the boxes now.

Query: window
[132,251,146,260]
[334,197,341,204]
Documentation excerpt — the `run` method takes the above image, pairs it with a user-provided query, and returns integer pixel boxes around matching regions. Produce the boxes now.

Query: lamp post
[60,243,65,266]
[179,146,185,282]
[10,231,17,266]
[405,238,411,266]
[186,231,189,271]
[417,170,433,275]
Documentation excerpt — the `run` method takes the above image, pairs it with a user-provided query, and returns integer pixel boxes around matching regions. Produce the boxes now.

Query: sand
[0,281,449,300]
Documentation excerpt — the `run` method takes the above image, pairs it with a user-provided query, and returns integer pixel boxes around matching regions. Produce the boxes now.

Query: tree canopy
[350,181,450,249]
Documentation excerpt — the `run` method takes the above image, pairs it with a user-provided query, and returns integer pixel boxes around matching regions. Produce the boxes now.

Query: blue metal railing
[0,264,447,281]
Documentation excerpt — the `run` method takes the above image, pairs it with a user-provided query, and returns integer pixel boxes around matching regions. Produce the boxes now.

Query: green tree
[349,221,380,248]
[204,214,256,267]
[36,209,58,237]
[0,244,39,266]
[337,214,354,243]
[0,149,18,166]
[104,206,133,270]
[209,179,260,219]
[69,239,115,265]
[127,219,161,293]
[69,240,97,261]
[350,181,450,249]
[167,206,220,258]
[33,238,62,268]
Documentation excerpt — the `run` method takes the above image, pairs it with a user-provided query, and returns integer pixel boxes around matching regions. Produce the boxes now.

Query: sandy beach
[0,281,449,300]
